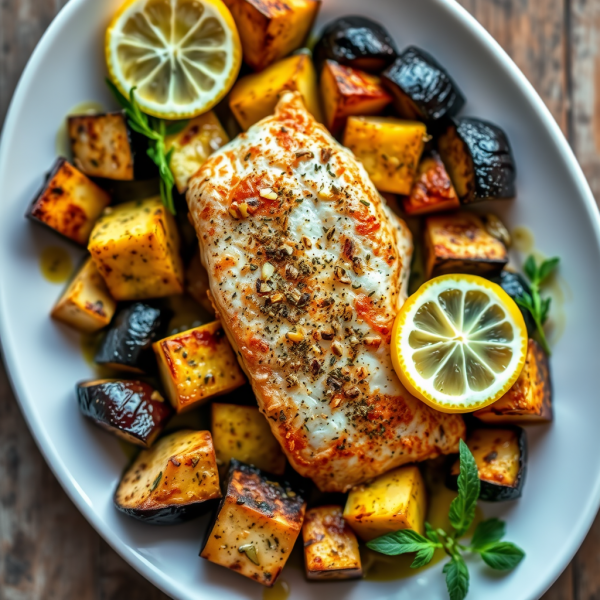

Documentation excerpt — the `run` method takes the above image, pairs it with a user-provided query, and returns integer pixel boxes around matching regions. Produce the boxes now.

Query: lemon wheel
[106,0,242,119]
[391,274,528,413]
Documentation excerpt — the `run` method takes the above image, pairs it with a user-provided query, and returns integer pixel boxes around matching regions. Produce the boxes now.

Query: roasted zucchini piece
[490,270,536,334]
[51,257,116,333]
[185,251,215,315]
[230,54,322,130]
[223,0,320,72]
[313,16,397,73]
[95,303,168,373]
[165,112,229,193]
[343,116,427,194]
[438,117,516,204]
[114,429,221,524]
[302,505,362,580]
[448,427,527,501]
[474,339,552,424]
[77,379,172,447]
[403,150,460,216]
[424,212,508,279]
[382,47,465,123]
[343,465,426,541]
[212,403,286,475]
[88,197,184,301]
[153,321,246,413]
[27,158,111,246]
[321,60,392,134]
[201,460,306,586]
[68,112,134,180]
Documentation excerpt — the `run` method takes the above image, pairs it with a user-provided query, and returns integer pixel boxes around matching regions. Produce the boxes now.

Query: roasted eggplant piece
[153,320,246,413]
[77,379,172,447]
[474,339,552,424]
[27,158,111,246]
[343,465,426,541]
[382,46,465,123]
[438,117,516,204]
[313,16,397,73]
[303,505,362,580]
[95,303,168,373]
[51,257,116,333]
[88,196,184,301]
[321,60,392,134]
[424,212,509,278]
[403,150,460,216]
[343,116,427,194]
[114,429,221,524]
[201,460,306,586]
[448,427,527,501]
[490,270,536,334]
[212,403,286,475]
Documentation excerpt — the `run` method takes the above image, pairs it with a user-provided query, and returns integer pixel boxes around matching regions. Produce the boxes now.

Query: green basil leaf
[366,529,434,556]
[470,518,505,550]
[443,555,470,600]
[411,546,435,569]
[538,257,560,284]
[449,439,480,537]
[523,255,538,283]
[480,542,525,570]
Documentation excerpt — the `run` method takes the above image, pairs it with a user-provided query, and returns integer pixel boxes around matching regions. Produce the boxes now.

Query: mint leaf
[523,255,538,283]
[471,518,505,550]
[443,555,470,600]
[449,439,480,537]
[366,529,436,556]
[480,542,525,570]
[538,257,560,284]
[411,546,435,568]
[425,521,441,545]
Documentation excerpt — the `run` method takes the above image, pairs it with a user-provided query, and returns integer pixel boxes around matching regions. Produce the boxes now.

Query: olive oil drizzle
[262,580,290,600]
[39,246,73,283]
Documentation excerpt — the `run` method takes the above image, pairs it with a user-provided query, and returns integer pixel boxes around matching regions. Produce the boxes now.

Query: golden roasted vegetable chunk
[88,196,184,300]
[153,321,246,413]
[230,54,322,130]
[212,403,286,475]
[303,505,362,580]
[424,212,508,279]
[51,257,116,333]
[474,339,552,424]
[343,116,427,194]
[201,460,306,586]
[223,0,320,71]
[343,465,426,541]
[27,158,111,246]
[114,429,221,524]
[165,112,229,193]
[68,112,134,180]
[321,60,392,134]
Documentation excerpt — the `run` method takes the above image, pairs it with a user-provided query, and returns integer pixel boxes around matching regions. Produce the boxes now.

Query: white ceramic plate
[1,1,599,598]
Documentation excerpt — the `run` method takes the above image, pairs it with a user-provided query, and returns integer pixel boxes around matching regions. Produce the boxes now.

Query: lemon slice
[106,0,242,119]
[391,274,528,413]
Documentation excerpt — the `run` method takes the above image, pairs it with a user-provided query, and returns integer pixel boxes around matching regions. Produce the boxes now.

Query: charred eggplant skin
[77,380,172,447]
[490,271,536,335]
[117,500,218,525]
[313,16,398,73]
[382,47,465,123]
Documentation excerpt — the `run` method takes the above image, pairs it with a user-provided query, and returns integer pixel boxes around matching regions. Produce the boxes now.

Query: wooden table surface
[0,0,597,598]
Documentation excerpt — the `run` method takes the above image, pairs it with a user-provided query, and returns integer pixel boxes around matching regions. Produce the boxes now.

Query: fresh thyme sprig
[106,79,188,215]
[514,255,560,355]
[366,440,525,600]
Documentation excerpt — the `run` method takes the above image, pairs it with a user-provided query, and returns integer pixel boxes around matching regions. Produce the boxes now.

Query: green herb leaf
[425,521,441,545]
[523,255,538,282]
[411,546,436,569]
[150,471,162,492]
[165,120,190,136]
[366,529,437,556]
[470,518,505,550]
[537,257,560,284]
[443,554,470,600]
[480,542,525,570]
[449,439,480,537]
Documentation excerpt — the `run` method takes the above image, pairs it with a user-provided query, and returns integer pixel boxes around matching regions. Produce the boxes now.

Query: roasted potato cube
[474,339,552,424]
[185,251,215,315]
[165,112,229,193]
[88,196,184,301]
[343,465,426,541]
[201,460,306,586]
[68,112,134,180]
[403,151,460,216]
[321,60,392,134]
[343,116,427,194]
[424,212,508,279]
[27,158,111,246]
[212,403,286,475]
[230,54,322,130]
[51,257,116,333]
[114,429,221,524]
[303,505,362,580]
[153,321,246,413]
[223,0,320,71]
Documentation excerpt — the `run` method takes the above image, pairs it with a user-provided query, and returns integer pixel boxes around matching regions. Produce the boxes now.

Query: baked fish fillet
[187,92,465,492]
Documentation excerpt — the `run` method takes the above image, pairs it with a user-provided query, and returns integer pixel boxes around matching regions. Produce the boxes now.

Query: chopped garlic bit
[261,262,275,280]
[287,328,304,343]
[260,187,278,200]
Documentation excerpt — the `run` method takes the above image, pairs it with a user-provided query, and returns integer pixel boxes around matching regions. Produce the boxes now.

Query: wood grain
[0,0,597,598]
